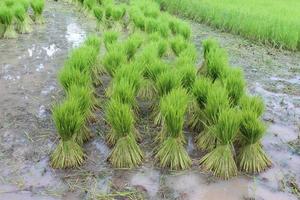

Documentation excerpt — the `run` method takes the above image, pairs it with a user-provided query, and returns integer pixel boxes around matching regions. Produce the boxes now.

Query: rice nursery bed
[156,0,300,51]
[1,0,300,199]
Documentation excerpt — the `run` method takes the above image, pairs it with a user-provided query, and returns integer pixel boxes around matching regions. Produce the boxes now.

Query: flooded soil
[0,1,299,200]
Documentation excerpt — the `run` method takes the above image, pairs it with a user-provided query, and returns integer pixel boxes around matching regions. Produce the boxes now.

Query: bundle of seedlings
[123,33,144,61]
[189,77,212,131]
[93,6,103,31]
[111,5,126,22]
[103,30,119,51]
[168,16,191,40]
[83,0,96,15]
[67,85,96,144]
[200,108,241,179]
[198,39,230,83]
[129,7,146,32]
[20,0,34,25]
[222,67,245,106]
[13,4,31,33]
[175,63,197,92]
[155,88,192,170]
[170,35,189,56]
[196,83,230,151]
[58,65,93,91]
[0,6,16,38]
[50,98,86,169]
[237,110,271,173]
[106,99,143,168]
[153,70,181,124]
[30,0,45,24]
[239,95,265,117]
[102,45,126,77]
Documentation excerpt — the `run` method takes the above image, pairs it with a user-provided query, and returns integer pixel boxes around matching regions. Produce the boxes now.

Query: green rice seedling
[139,59,168,100]
[170,36,189,56]
[123,33,143,61]
[155,88,192,170]
[155,70,181,98]
[204,47,229,82]
[111,5,126,22]
[84,35,101,53]
[143,4,160,18]
[83,0,96,12]
[237,110,271,173]
[239,95,265,117]
[189,77,212,131]
[145,17,159,34]
[129,8,145,31]
[103,31,119,50]
[93,6,103,30]
[4,0,15,7]
[176,64,197,91]
[156,39,168,58]
[169,17,191,40]
[13,4,31,33]
[50,99,85,169]
[106,102,143,168]
[104,4,113,20]
[199,38,219,74]
[110,64,143,95]
[30,0,45,24]
[157,21,170,38]
[196,83,230,151]
[200,108,240,179]
[65,45,98,73]
[58,65,92,91]
[19,0,33,25]
[0,6,17,39]
[67,85,95,144]
[153,70,181,124]
[178,44,198,64]
[106,99,138,145]
[110,79,138,112]
[102,46,126,77]
[223,67,245,106]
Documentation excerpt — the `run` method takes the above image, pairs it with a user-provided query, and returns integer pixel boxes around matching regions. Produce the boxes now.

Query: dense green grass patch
[156,0,300,51]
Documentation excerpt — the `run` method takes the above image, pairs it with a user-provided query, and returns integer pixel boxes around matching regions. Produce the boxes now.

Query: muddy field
[0,1,299,200]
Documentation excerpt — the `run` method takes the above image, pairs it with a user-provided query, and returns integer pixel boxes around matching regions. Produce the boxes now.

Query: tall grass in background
[156,0,300,51]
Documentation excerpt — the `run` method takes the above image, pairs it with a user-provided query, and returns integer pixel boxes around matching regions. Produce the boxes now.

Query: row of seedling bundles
[0,0,45,39]
[52,0,272,180]
[50,35,102,169]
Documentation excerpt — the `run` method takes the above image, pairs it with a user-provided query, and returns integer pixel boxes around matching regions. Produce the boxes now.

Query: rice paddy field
[157,0,300,51]
[0,0,300,200]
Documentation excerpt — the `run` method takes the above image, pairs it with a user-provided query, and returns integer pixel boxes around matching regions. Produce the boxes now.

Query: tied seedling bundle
[106,100,143,168]
[155,88,192,170]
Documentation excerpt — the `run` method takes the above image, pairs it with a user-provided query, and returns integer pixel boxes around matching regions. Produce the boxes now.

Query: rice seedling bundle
[175,64,197,91]
[84,34,101,53]
[103,30,119,50]
[200,108,240,179]
[170,35,189,56]
[83,0,96,12]
[123,33,143,61]
[155,70,181,98]
[222,68,245,106]
[67,85,95,144]
[0,6,16,38]
[93,6,103,29]
[237,110,271,173]
[129,7,145,31]
[239,95,265,117]
[13,4,31,33]
[155,88,192,169]
[189,77,212,131]
[58,65,92,91]
[111,5,126,22]
[30,0,45,24]
[106,100,143,167]
[169,17,191,40]
[204,46,229,82]
[102,46,126,77]
[196,83,230,151]
[50,99,86,169]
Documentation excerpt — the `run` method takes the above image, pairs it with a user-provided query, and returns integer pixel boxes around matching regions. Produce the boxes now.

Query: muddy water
[0,1,300,200]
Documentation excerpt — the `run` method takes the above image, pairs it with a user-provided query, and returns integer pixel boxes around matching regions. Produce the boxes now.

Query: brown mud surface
[0,1,299,199]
